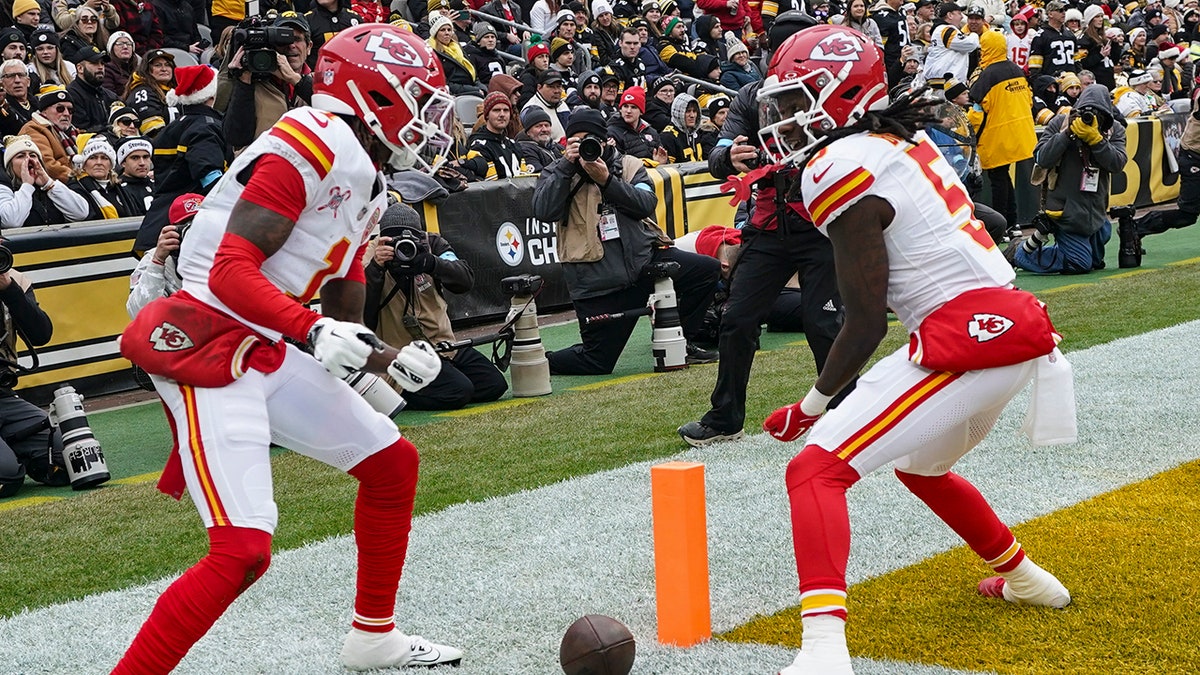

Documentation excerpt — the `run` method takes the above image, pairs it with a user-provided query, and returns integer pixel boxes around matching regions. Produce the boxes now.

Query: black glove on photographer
[392,251,437,276]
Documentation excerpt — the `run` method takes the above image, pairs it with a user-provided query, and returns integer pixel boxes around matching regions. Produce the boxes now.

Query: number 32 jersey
[800,131,1015,334]
[178,107,388,340]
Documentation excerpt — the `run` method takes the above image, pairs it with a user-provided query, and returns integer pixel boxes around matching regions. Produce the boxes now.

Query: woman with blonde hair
[66,134,135,219]
[836,0,882,46]
[29,30,75,88]
[0,134,90,228]
[59,5,111,62]
[428,13,486,96]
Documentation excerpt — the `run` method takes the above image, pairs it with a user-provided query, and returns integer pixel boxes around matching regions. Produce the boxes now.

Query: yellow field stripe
[568,373,660,391]
[724,460,1200,673]
[0,496,64,512]
[433,397,541,417]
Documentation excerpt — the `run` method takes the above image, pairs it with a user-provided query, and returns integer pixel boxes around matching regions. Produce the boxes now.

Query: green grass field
[2,225,1200,671]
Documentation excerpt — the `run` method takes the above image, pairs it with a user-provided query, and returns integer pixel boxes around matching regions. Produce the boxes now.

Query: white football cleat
[778,650,854,675]
[340,628,463,670]
[978,559,1071,609]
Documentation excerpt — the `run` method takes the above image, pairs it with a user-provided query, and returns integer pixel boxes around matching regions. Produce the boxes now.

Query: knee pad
[785,445,860,493]
[350,438,420,491]
[208,526,273,591]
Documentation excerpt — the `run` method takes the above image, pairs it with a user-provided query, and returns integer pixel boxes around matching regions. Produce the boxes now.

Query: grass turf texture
[0,237,1199,620]
[723,459,1200,674]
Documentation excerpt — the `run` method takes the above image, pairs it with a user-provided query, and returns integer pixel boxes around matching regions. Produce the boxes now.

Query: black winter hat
[565,106,608,138]
[379,202,424,236]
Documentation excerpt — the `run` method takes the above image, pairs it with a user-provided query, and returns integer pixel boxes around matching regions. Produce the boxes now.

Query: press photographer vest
[559,154,662,264]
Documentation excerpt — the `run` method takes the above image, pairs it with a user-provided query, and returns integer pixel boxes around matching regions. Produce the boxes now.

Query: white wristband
[799,385,833,416]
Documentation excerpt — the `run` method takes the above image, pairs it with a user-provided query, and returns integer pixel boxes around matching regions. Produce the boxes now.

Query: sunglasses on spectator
[79,16,98,23]
[116,117,137,127]
[54,104,72,113]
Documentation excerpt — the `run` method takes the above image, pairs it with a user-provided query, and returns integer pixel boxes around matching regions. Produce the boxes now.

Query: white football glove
[308,317,382,378]
[388,340,442,392]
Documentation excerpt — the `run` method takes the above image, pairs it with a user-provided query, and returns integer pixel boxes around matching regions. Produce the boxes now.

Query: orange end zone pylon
[650,461,712,647]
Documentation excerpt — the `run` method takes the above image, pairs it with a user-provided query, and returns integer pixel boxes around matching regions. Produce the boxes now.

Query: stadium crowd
[0,0,1190,235]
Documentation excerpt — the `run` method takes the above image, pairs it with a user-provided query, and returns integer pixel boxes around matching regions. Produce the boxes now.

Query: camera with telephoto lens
[578,134,605,162]
[389,228,427,265]
[233,15,297,75]
[0,244,12,275]
[501,274,544,297]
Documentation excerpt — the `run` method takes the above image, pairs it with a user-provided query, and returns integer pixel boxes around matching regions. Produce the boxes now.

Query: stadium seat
[161,48,198,67]
[455,94,483,127]
[197,23,212,46]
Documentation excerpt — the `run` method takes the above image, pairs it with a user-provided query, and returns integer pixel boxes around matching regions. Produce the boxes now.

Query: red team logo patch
[149,322,195,352]
[967,313,1014,342]
[810,34,864,61]
[317,186,351,218]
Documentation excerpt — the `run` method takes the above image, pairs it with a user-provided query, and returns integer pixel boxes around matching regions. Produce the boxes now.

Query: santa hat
[3,134,41,169]
[694,225,742,258]
[619,85,645,113]
[166,65,218,107]
[1158,44,1182,60]
[169,193,204,225]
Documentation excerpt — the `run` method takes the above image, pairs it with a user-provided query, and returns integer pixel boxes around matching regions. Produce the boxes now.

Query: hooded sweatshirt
[967,29,1036,170]
[662,93,704,163]
[1034,84,1127,236]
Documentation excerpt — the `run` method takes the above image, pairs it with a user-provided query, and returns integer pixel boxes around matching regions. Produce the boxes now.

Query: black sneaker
[678,421,745,448]
[685,343,719,364]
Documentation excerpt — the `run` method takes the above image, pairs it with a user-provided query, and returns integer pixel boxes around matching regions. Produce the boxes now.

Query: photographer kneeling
[0,254,66,498]
[219,13,313,151]
[532,107,720,375]
[364,203,508,410]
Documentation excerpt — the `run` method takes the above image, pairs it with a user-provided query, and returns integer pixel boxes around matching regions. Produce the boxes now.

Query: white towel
[1022,347,1078,446]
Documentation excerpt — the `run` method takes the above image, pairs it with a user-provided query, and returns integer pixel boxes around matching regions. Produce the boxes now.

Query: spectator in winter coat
[304,0,362,68]
[0,57,34,138]
[465,23,505,86]
[658,16,720,79]
[968,28,1036,235]
[516,106,563,172]
[0,133,89,228]
[521,69,570,141]
[429,14,486,96]
[66,45,118,134]
[607,85,668,162]
[696,0,750,33]
[642,76,674,132]
[66,134,135,218]
[661,92,706,163]
[30,30,76,88]
[692,15,727,61]
[516,42,550,108]
[719,33,760,90]
[19,87,79,183]
[123,49,176,137]
[102,31,137,97]
[460,92,532,180]
[115,135,154,216]
[58,5,109,63]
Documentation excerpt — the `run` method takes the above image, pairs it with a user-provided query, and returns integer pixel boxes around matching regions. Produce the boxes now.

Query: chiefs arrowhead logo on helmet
[967,313,1014,342]
[364,31,424,67]
[810,33,864,61]
[150,322,195,352]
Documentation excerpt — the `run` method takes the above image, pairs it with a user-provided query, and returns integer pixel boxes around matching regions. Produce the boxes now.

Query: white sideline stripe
[15,339,118,370]
[4,321,1200,675]
[24,257,137,285]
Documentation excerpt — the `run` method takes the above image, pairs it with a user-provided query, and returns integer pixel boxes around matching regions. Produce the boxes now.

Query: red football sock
[786,445,862,621]
[894,469,1025,572]
[346,437,419,633]
[111,526,272,675]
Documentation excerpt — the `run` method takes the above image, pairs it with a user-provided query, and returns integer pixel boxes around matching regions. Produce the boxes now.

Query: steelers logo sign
[496,222,524,266]
[810,33,864,62]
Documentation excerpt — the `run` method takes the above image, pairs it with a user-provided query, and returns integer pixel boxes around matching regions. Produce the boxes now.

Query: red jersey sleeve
[239,153,308,222]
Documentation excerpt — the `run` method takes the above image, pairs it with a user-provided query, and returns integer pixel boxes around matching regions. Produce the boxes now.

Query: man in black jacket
[532,107,719,375]
[66,46,118,134]
[222,13,313,150]
[873,0,909,86]
[117,136,155,216]
[134,65,230,253]
[516,106,563,171]
[460,91,530,180]
[364,203,508,409]
[0,266,66,499]
[678,12,851,447]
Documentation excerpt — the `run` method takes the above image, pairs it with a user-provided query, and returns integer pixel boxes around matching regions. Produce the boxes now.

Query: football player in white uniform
[114,25,464,673]
[756,26,1076,675]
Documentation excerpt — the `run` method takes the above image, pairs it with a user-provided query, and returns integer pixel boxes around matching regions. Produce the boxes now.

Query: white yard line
[3,321,1197,675]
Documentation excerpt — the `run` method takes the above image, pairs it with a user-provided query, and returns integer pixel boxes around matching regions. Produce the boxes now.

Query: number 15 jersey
[800,131,1016,334]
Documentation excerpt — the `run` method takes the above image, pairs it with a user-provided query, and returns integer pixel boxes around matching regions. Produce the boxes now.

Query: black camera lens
[0,245,11,275]
[1080,111,1095,125]
[393,237,419,263]
[579,135,603,162]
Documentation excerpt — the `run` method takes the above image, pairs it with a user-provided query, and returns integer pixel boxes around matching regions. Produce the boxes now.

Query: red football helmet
[757,25,889,161]
[311,24,454,171]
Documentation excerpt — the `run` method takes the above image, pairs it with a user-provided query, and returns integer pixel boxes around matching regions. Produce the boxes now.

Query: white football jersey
[800,131,1015,333]
[178,108,388,340]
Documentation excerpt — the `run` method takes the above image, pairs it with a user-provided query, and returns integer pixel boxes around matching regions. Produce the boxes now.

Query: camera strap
[0,321,41,384]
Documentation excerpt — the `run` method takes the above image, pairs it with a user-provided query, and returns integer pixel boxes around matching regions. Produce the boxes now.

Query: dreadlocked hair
[797,86,943,166]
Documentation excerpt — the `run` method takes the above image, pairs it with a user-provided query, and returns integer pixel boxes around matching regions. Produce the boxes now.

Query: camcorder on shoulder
[232,15,297,76]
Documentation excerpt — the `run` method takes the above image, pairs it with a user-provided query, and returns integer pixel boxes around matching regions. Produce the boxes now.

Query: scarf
[429,36,476,81]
